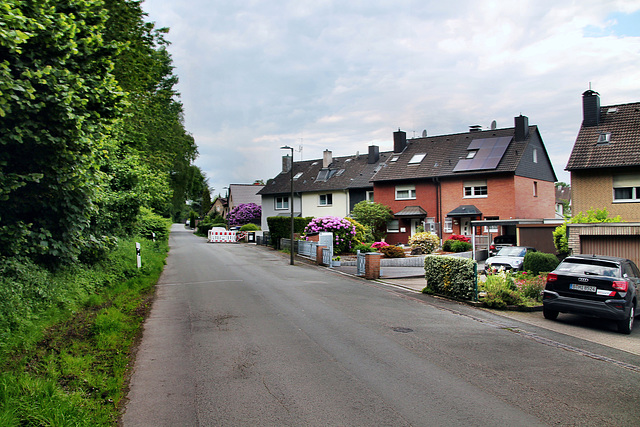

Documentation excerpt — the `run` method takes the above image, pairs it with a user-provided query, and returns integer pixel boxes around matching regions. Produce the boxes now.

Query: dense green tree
[350,201,394,242]
[0,0,122,263]
[553,208,623,255]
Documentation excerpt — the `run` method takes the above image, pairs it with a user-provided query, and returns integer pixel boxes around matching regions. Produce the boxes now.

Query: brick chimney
[368,145,380,164]
[582,90,601,127]
[514,115,529,142]
[393,129,407,153]
[322,149,332,168]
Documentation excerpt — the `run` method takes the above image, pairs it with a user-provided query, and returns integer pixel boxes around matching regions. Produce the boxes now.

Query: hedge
[266,216,314,249]
[423,255,477,300]
[523,251,559,275]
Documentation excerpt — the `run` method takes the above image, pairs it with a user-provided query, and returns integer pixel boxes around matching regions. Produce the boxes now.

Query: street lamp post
[280,146,294,265]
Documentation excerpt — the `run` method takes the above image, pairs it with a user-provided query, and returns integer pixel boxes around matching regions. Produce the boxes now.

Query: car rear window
[556,259,620,277]
[497,247,526,257]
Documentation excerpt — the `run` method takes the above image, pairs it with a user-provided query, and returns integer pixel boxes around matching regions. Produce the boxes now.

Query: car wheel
[617,305,634,335]
[543,307,558,320]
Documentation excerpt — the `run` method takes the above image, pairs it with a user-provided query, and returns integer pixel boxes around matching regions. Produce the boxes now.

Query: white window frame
[613,174,640,202]
[319,193,333,206]
[444,218,453,233]
[387,219,400,233]
[275,196,289,210]
[395,185,416,200]
[483,216,499,233]
[463,180,488,198]
[408,153,426,164]
[366,191,374,202]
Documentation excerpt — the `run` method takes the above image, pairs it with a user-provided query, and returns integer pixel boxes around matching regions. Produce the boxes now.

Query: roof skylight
[408,153,426,164]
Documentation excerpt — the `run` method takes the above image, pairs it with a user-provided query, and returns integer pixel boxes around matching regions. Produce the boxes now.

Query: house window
[597,132,612,144]
[533,181,538,197]
[533,148,538,163]
[391,156,399,162]
[275,196,289,210]
[613,174,640,202]
[444,218,453,233]
[408,153,426,164]
[387,219,400,232]
[395,185,416,200]
[366,191,374,202]
[463,180,488,198]
[293,172,303,180]
[319,193,333,206]
[466,150,478,159]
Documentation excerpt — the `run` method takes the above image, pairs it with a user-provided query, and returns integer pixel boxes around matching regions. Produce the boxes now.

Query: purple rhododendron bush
[227,203,261,226]
[304,216,357,254]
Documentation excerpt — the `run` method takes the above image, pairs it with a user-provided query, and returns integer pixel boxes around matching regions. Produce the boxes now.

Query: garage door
[580,235,640,266]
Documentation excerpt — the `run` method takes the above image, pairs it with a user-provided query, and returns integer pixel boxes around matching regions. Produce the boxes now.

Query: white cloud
[142,0,640,194]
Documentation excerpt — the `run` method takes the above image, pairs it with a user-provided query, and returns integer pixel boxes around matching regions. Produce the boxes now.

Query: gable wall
[301,190,349,218]
[514,175,556,218]
[571,170,640,221]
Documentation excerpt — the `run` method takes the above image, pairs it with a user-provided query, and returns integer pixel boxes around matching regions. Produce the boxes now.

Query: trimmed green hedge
[523,251,559,275]
[423,255,477,300]
[267,216,314,248]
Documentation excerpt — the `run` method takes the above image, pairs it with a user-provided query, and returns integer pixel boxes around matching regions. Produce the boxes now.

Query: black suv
[542,255,640,334]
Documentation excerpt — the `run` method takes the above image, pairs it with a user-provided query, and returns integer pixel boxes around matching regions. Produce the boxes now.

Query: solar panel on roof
[453,136,512,172]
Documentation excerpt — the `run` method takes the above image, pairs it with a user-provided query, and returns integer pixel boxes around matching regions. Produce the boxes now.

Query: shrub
[480,269,545,308]
[189,211,197,229]
[267,216,313,249]
[136,207,172,241]
[303,216,357,254]
[523,251,559,275]
[423,256,476,300]
[450,240,472,252]
[408,232,439,254]
[345,217,370,244]
[371,241,389,249]
[239,223,260,231]
[379,245,405,258]
[449,234,470,243]
[353,243,376,253]
[227,203,261,227]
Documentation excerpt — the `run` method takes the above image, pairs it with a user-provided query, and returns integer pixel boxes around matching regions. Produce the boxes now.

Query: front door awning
[446,205,482,217]
[394,206,428,217]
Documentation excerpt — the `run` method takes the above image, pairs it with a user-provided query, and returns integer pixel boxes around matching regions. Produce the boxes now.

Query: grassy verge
[0,237,168,426]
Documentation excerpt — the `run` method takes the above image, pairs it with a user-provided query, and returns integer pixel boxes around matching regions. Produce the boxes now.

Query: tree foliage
[350,201,394,241]
[553,208,624,255]
[227,203,261,227]
[0,0,203,264]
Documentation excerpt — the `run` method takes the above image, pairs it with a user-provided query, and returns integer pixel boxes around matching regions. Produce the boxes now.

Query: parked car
[542,255,640,334]
[484,246,536,273]
[489,235,516,257]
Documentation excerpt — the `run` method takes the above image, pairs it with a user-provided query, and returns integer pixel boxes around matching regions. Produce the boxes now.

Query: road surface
[122,225,640,426]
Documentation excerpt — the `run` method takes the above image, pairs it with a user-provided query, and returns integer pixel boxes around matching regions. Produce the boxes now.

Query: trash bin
[248,232,255,243]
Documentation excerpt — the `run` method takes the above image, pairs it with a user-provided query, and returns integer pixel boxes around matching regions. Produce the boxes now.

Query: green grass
[0,237,168,426]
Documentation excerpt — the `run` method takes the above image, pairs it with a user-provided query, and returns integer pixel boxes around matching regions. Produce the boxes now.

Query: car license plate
[569,283,596,293]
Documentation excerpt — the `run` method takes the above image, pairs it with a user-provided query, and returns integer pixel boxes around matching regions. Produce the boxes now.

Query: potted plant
[332,256,341,267]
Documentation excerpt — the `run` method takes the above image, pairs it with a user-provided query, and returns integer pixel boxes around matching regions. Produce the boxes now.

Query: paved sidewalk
[331,265,427,292]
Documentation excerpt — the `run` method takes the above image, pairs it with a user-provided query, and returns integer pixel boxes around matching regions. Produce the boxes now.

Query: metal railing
[356,250,366,276]
[322,247,331,266]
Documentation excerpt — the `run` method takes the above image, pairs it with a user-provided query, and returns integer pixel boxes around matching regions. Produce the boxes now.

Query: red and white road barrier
[208,227,236,243]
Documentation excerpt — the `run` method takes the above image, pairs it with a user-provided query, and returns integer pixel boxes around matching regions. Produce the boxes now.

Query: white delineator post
[136,242,142,268]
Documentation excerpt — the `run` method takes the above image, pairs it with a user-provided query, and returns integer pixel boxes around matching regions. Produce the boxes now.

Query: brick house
[566,90,640,221]
[371,116,557,245]
[258,146,391,231]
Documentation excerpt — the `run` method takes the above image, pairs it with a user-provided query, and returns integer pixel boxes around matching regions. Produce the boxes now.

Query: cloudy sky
[141,0,640,197]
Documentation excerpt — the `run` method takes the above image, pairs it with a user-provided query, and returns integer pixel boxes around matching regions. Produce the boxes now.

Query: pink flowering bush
[304,216,356,254]
[227,203,261,226]
[371,241,389,249]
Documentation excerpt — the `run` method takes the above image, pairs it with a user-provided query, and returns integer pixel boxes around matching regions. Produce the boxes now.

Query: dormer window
[597,132,611,144]
[408,153,426,164]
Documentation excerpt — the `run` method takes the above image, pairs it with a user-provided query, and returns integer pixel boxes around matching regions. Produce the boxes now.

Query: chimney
[582,90,601,127]
[322,149,332,168]
[393,129,407,153]
[514,115,529,142]
[282,155,292,173]
[368,145,380,164]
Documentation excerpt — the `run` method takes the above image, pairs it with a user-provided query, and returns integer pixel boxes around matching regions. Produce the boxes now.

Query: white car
[484,246,537,273]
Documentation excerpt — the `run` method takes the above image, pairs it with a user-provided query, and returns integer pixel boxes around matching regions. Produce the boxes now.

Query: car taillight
[612,281,628,292]
[546,272,558,282]
[490,245,495,250]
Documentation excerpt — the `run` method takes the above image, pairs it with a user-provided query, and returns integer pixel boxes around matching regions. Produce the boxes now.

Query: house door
[410,219,421,236]
[461,217,471,235]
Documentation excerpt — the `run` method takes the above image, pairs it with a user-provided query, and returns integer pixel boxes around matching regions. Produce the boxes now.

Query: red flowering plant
[449,234,470,243]
[303,216,357,254]
[371,241,390,250]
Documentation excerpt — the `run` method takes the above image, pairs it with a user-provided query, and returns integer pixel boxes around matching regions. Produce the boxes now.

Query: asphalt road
[122,225,640,426]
